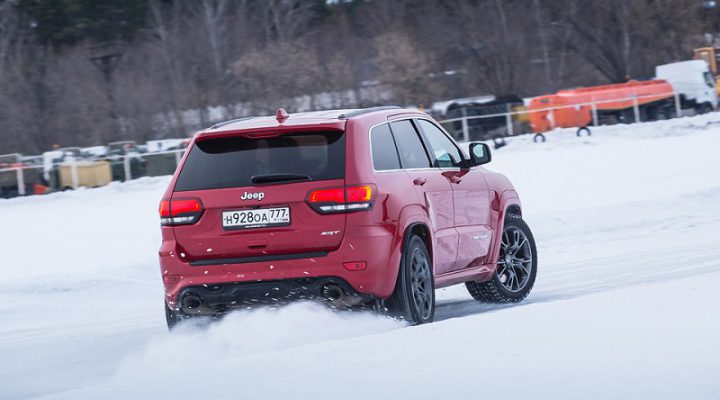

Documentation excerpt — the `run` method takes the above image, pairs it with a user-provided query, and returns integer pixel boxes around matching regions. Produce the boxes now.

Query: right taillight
[306,185,376,214]
[159,198,204,226]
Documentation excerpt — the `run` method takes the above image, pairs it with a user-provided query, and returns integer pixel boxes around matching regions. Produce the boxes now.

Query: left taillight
[159,198,204,226]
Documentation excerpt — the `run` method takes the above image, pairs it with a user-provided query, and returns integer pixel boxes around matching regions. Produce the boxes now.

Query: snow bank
[115,302,402,380]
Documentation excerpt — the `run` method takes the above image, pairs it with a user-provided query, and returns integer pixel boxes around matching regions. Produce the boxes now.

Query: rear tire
[466,216,537,303]
[165,303,182,331]
[697,102,713,114]
[386,235,435,325]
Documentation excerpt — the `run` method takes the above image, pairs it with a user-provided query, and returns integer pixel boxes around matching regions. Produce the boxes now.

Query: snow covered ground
[1,114,720,399]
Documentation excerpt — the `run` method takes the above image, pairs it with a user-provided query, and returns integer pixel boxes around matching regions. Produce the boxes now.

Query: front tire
[466,216,537,303]
[386,235,435,325]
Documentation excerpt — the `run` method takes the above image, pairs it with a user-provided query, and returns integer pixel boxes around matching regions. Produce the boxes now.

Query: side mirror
[468,142,492,166]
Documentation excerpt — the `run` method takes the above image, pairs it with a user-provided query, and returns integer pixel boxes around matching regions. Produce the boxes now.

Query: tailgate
[170,130,346,262]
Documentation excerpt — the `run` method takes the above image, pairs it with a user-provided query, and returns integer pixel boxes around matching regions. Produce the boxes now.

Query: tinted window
[390,120,431,169]
[175,132,345,191]
[416,119,464,168]
[370,123,401,171]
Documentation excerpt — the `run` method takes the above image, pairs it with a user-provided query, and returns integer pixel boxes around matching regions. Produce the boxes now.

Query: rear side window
[390,120,431,169]
[174,132,345,191]
[370,123,401,171]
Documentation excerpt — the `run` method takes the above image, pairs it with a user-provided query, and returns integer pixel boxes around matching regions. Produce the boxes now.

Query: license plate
[222,207,290,229]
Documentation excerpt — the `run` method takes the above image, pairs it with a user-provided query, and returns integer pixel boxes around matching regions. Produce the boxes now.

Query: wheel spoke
[497,264,508,277]
[516,263,530,275]
[517,237,528,250]
[512,230,521,246]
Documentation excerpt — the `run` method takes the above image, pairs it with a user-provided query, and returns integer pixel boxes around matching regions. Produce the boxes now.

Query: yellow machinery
[693,47,720,96]
[58,160,112,189]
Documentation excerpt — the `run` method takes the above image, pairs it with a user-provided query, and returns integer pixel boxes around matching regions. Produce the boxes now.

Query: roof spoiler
[208,116,256,129]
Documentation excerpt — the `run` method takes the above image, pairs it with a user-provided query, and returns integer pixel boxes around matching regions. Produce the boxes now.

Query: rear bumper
[159,226,398,309]
[178,277,372,314]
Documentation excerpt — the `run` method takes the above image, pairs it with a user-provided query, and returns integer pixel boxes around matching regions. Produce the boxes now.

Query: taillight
[306,185,376,214]
[307,187,345,204]
[159,198,204,226]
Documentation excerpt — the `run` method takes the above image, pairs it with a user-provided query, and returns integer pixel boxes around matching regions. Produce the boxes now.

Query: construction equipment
[528,80,676,134]
[57,160,112,189]
[693,47,720,96]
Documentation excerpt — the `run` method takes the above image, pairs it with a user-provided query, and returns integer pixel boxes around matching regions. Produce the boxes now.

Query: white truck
[655,60,717,114]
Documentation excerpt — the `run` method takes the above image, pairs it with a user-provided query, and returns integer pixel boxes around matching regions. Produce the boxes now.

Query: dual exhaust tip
[181,294,214,315]
[322,284,344,302]
[322,284,364,307]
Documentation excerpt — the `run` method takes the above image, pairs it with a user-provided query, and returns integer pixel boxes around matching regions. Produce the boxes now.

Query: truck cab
[656,60,718,113]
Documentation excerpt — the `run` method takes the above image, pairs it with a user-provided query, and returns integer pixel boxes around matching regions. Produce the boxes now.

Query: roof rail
[208,116,256,129]
[337,106,402,119]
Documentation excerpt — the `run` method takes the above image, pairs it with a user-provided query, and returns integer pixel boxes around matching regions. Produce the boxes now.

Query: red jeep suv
[158,106,537,327]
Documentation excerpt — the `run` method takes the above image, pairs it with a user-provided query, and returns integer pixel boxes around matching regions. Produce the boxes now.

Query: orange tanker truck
[528,79,676,134]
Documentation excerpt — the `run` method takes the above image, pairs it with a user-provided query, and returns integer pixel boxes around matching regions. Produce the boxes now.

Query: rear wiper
[251,173,312,184]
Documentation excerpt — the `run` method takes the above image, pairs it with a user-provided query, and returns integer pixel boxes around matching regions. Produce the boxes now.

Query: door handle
[449,175,462,184]
[413,177,427,186]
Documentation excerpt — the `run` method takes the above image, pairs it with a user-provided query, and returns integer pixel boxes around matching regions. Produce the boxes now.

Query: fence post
[70,158,79,189]
[549,108,556,130]
[591,101,599,126]
[16,166,25,196]
[633,96,640,122]
[123,155,132,181]
[461,107,469,142]
[674,92,682,117]
[505,104,514,137]
[174,150,182,166]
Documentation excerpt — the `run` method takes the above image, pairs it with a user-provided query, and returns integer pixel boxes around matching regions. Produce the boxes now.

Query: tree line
[0,0,716,154]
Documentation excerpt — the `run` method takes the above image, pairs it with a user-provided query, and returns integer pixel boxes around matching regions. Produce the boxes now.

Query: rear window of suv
[174,131,345,191]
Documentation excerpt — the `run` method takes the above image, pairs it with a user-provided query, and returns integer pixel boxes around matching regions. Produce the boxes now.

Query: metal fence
[437,91,683,142]
[0,91,696,198]
[0,148,187,198]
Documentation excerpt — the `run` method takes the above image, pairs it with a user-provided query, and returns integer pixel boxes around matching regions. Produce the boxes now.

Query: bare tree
[533,0,552,84]
[0,0,20,86]
[146,0,188,133]
[561,0,701,82]
[449,0,533,95]
[374,31,437,106]
[258,0,317,43]
[233,39,321,112]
